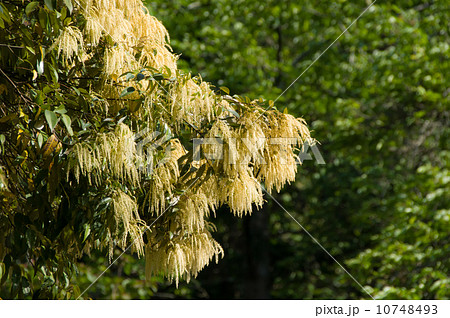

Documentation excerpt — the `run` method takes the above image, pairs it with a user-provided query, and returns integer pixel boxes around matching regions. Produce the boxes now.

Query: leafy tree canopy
[0,0,312,298]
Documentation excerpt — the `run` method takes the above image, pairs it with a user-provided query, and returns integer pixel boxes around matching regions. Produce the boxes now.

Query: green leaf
[136,72,145,81]
[82,224,90,243]
[0,4,11,23]
[63,17,71,26]
[47,63,59,84]
[43,85,52,95]
[60,6,67,21]
[54,105,67,114]
[44,0,55,11]
[0,134,4,154]
[164,65,172,77]
[26,46,35,55]
[38,8,47,30]
[44,110,58,132]
[225,108,240,118]
[25,2,39,16]
[0,113,17,123]
[61,114,73,136]
[151,73,164,81]
[36,60,44,75]
[37,133,44,148]
[120,86,135,97]
[129,98,143,112]
[96,197,112,211]
[63,0,73,14]
[220,86,230,94]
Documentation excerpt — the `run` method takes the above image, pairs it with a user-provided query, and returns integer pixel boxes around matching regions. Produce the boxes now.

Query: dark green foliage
[0,1,87,299]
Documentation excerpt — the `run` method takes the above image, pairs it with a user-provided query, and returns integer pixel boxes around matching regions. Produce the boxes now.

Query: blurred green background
[76,0,449,299]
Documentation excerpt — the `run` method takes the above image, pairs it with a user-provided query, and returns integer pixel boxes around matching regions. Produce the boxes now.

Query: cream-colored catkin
[168,78,217,130]
[111,189,145,257]
[145,231,223,287]
[219,167,264,216]
[69,123,140,187]
[143,139,185,214]
[235,111,267,167]
[55,25,84,64]
[258,113,312,192]
[79,0,177,76]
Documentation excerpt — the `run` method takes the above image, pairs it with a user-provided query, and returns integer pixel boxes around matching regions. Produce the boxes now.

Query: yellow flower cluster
[65,0,312,285]
[68,123,139,186]
[145,231,223,287]
[110,189,146,258]
[145,140,185,215]
[169,77,216,129]
[55,25,84,64]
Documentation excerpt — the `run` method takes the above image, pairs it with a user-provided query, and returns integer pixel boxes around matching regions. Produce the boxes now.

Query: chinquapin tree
[0,0,313,298]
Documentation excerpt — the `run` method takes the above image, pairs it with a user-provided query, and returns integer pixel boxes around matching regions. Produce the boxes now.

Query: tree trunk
[243,205,271,299]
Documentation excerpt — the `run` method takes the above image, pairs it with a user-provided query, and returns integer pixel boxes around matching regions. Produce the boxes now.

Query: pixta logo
[134,130,325,175]
[192,137,325,165]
